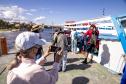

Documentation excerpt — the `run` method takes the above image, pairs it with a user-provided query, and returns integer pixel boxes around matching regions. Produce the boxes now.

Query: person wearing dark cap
[82,24,99,64]
[52,28,68,72]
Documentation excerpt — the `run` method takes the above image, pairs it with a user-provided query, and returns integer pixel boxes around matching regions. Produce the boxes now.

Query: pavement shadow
[45,58,84,66]
[67,58,84,63]
[72,76,89,84]
[66,64,91,71]
[100,44,110,65]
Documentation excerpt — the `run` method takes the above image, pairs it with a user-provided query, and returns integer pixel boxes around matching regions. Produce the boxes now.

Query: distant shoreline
[0,29,19,32]
[0,27,56,33]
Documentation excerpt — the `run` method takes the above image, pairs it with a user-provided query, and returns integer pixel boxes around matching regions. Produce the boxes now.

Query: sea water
[0,28,53,50]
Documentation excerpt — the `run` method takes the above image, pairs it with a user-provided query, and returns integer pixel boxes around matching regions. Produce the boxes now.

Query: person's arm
[95,30,99,36]
[36,46,51,65]
[84,30,89,37]
[34,51,62,84]
[33,62,59,84]
[52,33,58,45]
[70,31,74,39]
[64,35,68,47]
[36,45,62,65]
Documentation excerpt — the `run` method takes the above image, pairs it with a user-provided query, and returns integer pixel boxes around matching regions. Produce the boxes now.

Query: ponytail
[7,52,21,70]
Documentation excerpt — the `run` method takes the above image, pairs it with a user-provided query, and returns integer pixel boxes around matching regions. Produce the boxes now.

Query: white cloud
[34,16,46,22]
[0,5,27,15]
[3,11,17,18]
[0,5,29,23]
[0,5,47,23]
[29,9,37,12]
[26,12,32,16]
[18,16,27,21]
[33,16,46,24]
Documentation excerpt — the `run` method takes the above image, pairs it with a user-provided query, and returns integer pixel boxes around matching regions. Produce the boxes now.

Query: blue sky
[0,0,126,25]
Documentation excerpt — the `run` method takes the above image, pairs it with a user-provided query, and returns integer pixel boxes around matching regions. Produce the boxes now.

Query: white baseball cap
[15,31,45,51]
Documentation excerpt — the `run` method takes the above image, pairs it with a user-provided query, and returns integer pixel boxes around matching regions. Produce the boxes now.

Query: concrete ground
[0,44,121,84]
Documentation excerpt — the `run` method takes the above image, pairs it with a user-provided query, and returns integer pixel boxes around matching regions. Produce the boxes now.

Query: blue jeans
[71,39,77,53]
[59,51,67,71]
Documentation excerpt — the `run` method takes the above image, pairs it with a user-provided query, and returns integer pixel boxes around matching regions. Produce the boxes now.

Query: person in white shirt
[70,28,78,53]
[7,31,63,84]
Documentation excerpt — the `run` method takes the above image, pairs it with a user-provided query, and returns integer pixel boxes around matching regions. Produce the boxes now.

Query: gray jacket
[56,33,68,51]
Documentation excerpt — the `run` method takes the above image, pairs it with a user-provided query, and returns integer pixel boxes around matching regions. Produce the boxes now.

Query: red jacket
[84,29,99,45]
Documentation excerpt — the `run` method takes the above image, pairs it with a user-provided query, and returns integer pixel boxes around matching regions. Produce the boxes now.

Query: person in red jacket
[82,24,99,64]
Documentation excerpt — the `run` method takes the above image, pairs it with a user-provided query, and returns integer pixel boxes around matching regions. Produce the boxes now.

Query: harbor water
[0,28,53,51]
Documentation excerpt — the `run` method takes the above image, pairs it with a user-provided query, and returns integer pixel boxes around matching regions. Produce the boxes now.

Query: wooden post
[0,38,1,56]
[0,37,8,55]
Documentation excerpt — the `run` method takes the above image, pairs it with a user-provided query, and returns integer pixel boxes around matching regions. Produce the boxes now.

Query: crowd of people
[70,24,99,64]
[6,24,126,84]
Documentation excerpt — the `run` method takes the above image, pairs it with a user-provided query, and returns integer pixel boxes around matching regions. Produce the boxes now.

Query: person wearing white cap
[7,31,62,84]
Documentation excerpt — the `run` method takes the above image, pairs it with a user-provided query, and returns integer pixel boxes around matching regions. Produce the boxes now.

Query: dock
[0,43,121,84]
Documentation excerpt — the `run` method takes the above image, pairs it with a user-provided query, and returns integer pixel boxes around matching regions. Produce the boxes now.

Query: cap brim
[31,28,40,32]
[35,39,46,45]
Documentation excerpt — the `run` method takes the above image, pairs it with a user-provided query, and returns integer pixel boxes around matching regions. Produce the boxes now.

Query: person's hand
[43,46,51,58]
[38,60,46,65]
[37,46,51,65]
[56,49,63,56]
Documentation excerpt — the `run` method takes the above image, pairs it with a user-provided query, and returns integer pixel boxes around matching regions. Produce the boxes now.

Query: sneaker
[58,67,62,72]
[62,69,66,72]
[89,59,93,63]
[62,66,66,72]
[75,52,80,54]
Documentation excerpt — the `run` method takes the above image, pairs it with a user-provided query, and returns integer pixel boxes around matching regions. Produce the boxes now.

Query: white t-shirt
[70,30,76,40]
